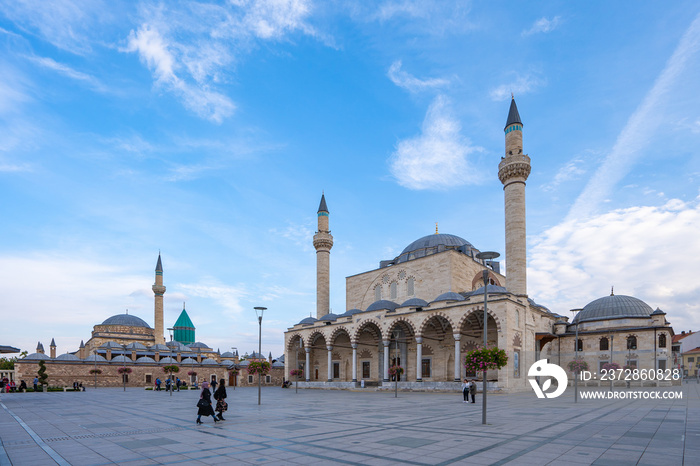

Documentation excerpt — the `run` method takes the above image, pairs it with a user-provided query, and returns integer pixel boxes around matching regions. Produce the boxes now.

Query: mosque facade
[284,99,677,391]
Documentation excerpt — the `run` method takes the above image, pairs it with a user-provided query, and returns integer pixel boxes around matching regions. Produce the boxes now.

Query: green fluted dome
[173,307,195,345]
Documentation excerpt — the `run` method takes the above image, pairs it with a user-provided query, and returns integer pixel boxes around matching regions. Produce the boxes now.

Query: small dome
[125,342,147,350]
[466,285,508,297]
[651,308,666,315]
[239,360,250,366]
[101,314,151,328]
[201,358,219,365]
[272,361,284,367]
[110,355,132,363]
[298,316,318,325]
[136,356,156,364]
[187,342,210,349]
[401,298,429,308]
[100,341,124,349]
[277,354,285,363]
[221,359,235,365]
[319,313,339,322]
[366,300,399,312]
[338,309,362,317]
[159,356,178,364]
[431,292,465,303]
[573,295,654,324]
[84,354,107,362]
[24,352,52,360]
[56,353,80,361]
[149,344,170,351]
[220,351,235,358]
[166,341,188,351]
[180,357,197,364]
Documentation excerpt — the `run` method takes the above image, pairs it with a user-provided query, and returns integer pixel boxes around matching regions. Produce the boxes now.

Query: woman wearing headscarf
[213,378,228,420]
[196,381,219,425]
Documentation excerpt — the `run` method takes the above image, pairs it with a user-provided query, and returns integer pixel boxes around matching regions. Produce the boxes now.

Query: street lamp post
[609,335,614,392]
[93,349,97,389]
[393,332,399,398]
[254,307,267,405]
[296,339,301,394]
[570,309,582,403]
[476,251,499,426]
[231,347,237,390]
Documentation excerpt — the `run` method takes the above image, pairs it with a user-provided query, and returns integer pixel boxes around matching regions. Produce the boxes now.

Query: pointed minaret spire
[313,193,333,319]
[611,286,614,296]
[152,253,166,344]
[499,97,530,296]
[49,338,56,358]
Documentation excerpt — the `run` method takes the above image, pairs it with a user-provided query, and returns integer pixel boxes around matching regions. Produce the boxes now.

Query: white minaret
[313,194,333,319]
[152,253,166,344]
[498,97,530,296]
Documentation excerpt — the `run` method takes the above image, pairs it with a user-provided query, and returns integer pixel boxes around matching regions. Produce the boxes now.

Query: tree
[0,357,16,370]
[37,360,48,389]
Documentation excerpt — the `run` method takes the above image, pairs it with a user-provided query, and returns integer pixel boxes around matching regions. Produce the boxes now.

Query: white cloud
[489,74,546,101]
[369,1,473,33]
[387,60,449,93]
[522,16,562,36]
[27,55,107,92]
[567,11,700,221]
[541,157,587,192]
[529,197,700,330]
[178,282,249,318]
[389,95,482,190]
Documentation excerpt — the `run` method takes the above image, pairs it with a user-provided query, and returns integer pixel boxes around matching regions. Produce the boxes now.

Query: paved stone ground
[1,382,698,465]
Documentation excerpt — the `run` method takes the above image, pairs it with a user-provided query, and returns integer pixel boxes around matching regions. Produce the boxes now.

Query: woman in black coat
[213,378,228,420]
[196,381,219,424]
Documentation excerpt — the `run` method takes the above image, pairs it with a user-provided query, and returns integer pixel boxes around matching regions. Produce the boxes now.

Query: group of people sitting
[154,377,187,391]
[0,378,26,392]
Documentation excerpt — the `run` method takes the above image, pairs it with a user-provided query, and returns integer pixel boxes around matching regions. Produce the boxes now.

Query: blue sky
[2,1,700,358]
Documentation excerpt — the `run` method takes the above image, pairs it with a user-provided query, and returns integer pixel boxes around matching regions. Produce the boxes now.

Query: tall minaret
[498,97,531,296]
[313,193,333,319]
[152,253,166,344]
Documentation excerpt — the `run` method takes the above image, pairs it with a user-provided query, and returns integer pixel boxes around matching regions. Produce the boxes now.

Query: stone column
[327,346,333,382]
[383,340,390,382]
[305,348,311,382]
[351,343,358,382]
[416,337,423,382]
[454,334,462,381]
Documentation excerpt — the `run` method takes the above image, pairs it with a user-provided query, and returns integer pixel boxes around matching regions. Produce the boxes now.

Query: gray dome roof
[319,313,339,322]
[84,354,107,362]
[401,298,429,308]
[397,234,473,263]
[573,295,654,324]
[159,357,178,364]
[100,341,123,349]
[125,342,147,350]
[149,344,170,351]
[136,356,156,364]
[101,314,151,328]
[188,342,210,349]
[432,292,466,303]
[110,355,132,363]
[220,351,235,358]
[298,316,318,325]
[272,361,284,367]
[56,353,80,361]
[24,352,52,360]
[201,358,219,365]
[166,341,188,351]
[366,300,399,312]
[339,309,362,317]
[239,360,250,366]
[180,357,197,364]
[466,285,508,297]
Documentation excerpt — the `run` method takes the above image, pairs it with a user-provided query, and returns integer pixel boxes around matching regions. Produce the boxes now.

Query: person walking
[213,378,228,420]
[469,379,477,403]
[176,377,181,391]
[461,379,470,403]
[33,376,38,391]
[210,377,217,392]
[196,381,219,425]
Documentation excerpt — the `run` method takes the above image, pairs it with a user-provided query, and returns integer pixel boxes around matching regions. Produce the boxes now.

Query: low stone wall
[290,380,501,392]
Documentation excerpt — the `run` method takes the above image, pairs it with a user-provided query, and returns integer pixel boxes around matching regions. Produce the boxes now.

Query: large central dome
[396,233,474,263]
[573,295,653,324]
[101,314,152,328]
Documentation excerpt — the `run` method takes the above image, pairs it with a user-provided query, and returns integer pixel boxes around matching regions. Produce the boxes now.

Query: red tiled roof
[673,332,694,343]
[682,347,700,355]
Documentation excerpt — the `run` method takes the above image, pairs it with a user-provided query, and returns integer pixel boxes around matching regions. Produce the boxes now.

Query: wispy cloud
[529,196,700,329]
[522,16,562,36]
[567,12,700,221]
[178,281,249,318]
[489,73,546,101]
[369,1,474,33]
[541,157,588,192]
[387,60,449,93]
[26,55,108,92]
[389,95,482,190]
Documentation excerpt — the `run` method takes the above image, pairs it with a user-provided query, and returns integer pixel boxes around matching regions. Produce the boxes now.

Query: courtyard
[1,383,699,465]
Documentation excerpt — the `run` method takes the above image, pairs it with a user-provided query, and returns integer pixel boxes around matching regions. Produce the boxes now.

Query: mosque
[284,98,677,391]
[14,255,285,388]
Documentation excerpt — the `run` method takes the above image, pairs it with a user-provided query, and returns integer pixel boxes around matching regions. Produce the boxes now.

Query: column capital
[453,333,462,341]
[382,340,390,347]
[351,343,358,349]
[326,346,333,351]
[305,347,310,353]
[415,337,423,344]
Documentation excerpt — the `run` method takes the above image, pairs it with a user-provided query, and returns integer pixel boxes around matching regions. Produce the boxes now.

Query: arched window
[627,335,637,350]
[600,337,609,351]
[390,282,397,300]
[575,339,583,352]
[407,278,414,296]
[515,310,520,327]
[374,285,381,301]
[659,334,667,348]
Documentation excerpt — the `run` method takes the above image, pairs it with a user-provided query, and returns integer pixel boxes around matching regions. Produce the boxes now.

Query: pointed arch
[387,317,417,338]
[456,307,503,333]
[286,333,304,351]
[417,312,457,336]
[351,318,384,342]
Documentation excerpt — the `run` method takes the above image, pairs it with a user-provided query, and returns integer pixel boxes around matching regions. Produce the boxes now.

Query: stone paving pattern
[1,383,699,465]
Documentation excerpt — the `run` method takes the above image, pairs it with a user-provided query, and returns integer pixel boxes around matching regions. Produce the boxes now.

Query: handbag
[196,399,209,408]
[216,400,228,412]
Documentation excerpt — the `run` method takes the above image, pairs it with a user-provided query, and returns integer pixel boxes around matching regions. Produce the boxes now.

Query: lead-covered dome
[397,234,473,263]
[101,314,151,328]
[573,295,653,324]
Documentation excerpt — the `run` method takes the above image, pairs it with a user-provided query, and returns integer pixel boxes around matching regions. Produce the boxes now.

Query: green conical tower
[173,303,195,345]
